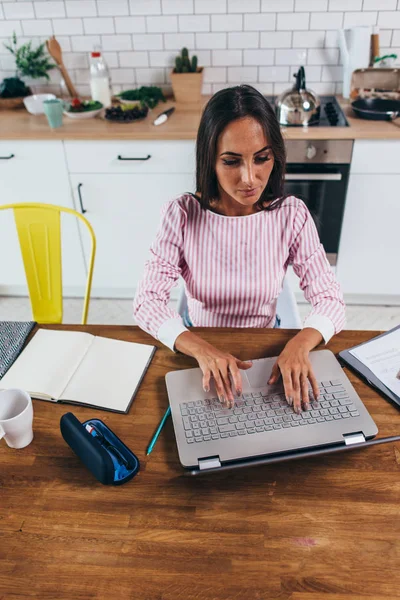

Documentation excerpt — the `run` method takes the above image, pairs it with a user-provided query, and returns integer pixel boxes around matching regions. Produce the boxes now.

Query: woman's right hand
[174,331,253,409]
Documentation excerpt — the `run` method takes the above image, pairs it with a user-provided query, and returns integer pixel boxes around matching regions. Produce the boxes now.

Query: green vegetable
[118,86,166,109]
[0,76,31,98]
[66,100,103,113]
[4,32,55,81]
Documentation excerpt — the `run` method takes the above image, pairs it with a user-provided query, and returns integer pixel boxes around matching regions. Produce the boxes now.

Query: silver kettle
[275,66,320,126]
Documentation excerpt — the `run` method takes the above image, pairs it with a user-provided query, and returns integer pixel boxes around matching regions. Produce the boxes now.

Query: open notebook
[0,329,156,413]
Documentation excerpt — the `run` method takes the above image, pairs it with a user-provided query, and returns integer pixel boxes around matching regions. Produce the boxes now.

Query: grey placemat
[0,321,36,380]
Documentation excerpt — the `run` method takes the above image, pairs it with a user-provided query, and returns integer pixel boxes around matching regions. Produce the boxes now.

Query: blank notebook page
[60,335,154,412]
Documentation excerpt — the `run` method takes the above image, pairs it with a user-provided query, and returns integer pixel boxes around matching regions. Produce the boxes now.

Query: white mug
[0,389,34,449]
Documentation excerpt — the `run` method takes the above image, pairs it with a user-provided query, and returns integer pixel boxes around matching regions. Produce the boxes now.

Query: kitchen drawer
[64,140,196,174]
[350,140,400,174]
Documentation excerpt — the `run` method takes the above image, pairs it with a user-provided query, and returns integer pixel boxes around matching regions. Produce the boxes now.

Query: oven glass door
[283,163,350,265]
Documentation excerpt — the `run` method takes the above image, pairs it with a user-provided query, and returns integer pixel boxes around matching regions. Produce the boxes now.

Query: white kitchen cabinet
[0,141,86,297]
[69,172,195,297]
[336,140,400,301]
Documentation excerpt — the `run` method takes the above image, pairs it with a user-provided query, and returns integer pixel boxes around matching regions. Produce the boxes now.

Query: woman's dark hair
[194,84,287,212]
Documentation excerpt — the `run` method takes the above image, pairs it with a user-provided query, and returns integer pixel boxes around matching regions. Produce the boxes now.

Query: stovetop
[265,95,349,127]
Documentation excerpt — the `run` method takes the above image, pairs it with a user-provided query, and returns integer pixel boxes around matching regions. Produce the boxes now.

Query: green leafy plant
[0,76,31,98]
[174,47,198,73]
[118,86,166,109]
[4,32,55,81]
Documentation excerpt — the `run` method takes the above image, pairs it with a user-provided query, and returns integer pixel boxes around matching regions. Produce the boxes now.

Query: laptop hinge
[343,432,366,446]
[198,456,221,471]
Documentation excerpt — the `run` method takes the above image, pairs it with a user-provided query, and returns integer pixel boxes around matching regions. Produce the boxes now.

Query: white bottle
[90,50,112,107]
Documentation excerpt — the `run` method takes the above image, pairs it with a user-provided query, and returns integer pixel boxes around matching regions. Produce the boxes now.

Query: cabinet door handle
[77,183,87,214]
[117,154,151,161]
[0,154,15,160]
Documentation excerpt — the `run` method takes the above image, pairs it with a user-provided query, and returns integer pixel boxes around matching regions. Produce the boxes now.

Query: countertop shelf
[0,95,400,141]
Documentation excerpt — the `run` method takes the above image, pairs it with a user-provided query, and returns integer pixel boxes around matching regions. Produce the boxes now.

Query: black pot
[351,97,400,121]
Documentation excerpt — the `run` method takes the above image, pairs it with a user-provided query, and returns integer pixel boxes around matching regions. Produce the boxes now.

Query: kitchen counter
[0,95,400,140]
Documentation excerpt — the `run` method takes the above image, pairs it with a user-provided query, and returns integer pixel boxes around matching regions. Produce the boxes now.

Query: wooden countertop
[2,324,400,600]
[1,95,400,140]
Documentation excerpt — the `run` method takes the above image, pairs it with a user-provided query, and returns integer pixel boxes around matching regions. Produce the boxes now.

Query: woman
[133,84,346,416]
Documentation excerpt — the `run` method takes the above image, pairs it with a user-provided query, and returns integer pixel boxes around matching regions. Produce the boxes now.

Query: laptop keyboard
[180,380,360,444]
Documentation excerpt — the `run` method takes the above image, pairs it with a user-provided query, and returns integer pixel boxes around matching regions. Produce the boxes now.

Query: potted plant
[0,32,55,108]
[170,47,203,104]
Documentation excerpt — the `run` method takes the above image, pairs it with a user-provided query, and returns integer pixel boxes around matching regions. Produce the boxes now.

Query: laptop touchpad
[245,358,275,389]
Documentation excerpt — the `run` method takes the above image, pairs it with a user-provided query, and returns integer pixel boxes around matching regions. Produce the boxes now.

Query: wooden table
[1,325,400,600]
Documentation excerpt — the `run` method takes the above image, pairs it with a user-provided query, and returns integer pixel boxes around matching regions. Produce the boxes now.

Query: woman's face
[215,116,275,215]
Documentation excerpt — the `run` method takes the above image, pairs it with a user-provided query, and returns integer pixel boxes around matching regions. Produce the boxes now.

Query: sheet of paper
[0,329,93,399]
[349,328,400,397]
[60,336,155,412]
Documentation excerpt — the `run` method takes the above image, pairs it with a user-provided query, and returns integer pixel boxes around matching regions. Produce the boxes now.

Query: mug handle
[0,423,5,440]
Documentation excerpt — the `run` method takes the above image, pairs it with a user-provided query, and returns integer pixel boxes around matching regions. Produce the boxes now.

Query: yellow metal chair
[0,203,96,324]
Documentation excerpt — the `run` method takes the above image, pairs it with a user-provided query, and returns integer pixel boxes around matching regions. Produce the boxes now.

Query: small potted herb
[0,32,55,108]
[170,47,203,104]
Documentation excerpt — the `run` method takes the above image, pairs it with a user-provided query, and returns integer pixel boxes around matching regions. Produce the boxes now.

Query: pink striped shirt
[133,193,346,351]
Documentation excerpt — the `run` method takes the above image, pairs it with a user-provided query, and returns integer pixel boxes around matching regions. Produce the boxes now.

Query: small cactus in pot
[170,47,203,104]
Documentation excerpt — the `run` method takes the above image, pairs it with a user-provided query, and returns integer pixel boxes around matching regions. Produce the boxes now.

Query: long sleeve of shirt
[133,193,346,351]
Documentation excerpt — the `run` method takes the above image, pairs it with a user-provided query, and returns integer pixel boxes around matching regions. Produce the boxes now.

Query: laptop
[165,349,379,475]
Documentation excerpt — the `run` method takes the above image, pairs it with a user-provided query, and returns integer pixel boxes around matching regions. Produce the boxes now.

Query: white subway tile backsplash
[378,11,400,27]
[308,47,339,64]
[277,12,310,30]
[22,19,53,35]
[363,0,396,9]
[195,0,226,14]
[119,51,149,67]
[196,33,226,49]
[244,49,274,65]
[115,17,146,34]
[84,18,115,35]
[148,50,174,67]
[65,1,96,18]
[129,0,161,15]
[310,12,343,29]
[162,0,194,14]
[275,48,307,64]
[3,2,34,19]
[212,49,242,65]
[178,15,209,32]
[203,66,227,82]
[228,0,260,13]
[102,35,132,51]
[136,67,166,83]
[133,34,163,50]
[293,30,325,47]
[295,0,328,11]
[53,18,84,35]
[165,32,195,49]
[260,31,292,47]
[228,66,257,81]
[259,66,289,81]
[262,0,294,11]
[0,0,398,98]
[212,14,242,32]
[34,2,65,19]
[71,35,101,52]
[343,12,377,27]
[98,1,129,16]
[244,13,276,31]
[228,32,259,48]
[148,16,178,33]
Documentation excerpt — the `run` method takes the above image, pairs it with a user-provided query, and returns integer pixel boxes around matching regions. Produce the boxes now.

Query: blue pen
[146,406,171,455]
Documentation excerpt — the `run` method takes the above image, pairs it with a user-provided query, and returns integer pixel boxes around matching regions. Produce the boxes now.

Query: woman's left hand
[267,328,323,415]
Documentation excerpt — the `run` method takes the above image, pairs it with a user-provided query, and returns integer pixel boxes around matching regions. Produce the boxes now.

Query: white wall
[0,0,399,97]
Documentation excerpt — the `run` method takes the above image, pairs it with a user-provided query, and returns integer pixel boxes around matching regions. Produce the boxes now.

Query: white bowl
[23,93,56,115]
[63,107,103,119]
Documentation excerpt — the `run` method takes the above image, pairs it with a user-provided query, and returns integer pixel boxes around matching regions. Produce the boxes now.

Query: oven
[283,140,353,266]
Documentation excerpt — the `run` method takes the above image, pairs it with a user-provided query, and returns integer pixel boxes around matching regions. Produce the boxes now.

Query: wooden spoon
[46,36,79,98]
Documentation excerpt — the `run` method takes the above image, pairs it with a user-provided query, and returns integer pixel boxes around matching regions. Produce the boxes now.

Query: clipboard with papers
[338,324,400,409]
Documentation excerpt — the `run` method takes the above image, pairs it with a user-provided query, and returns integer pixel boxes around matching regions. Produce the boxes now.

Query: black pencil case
[60,412,140,485]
